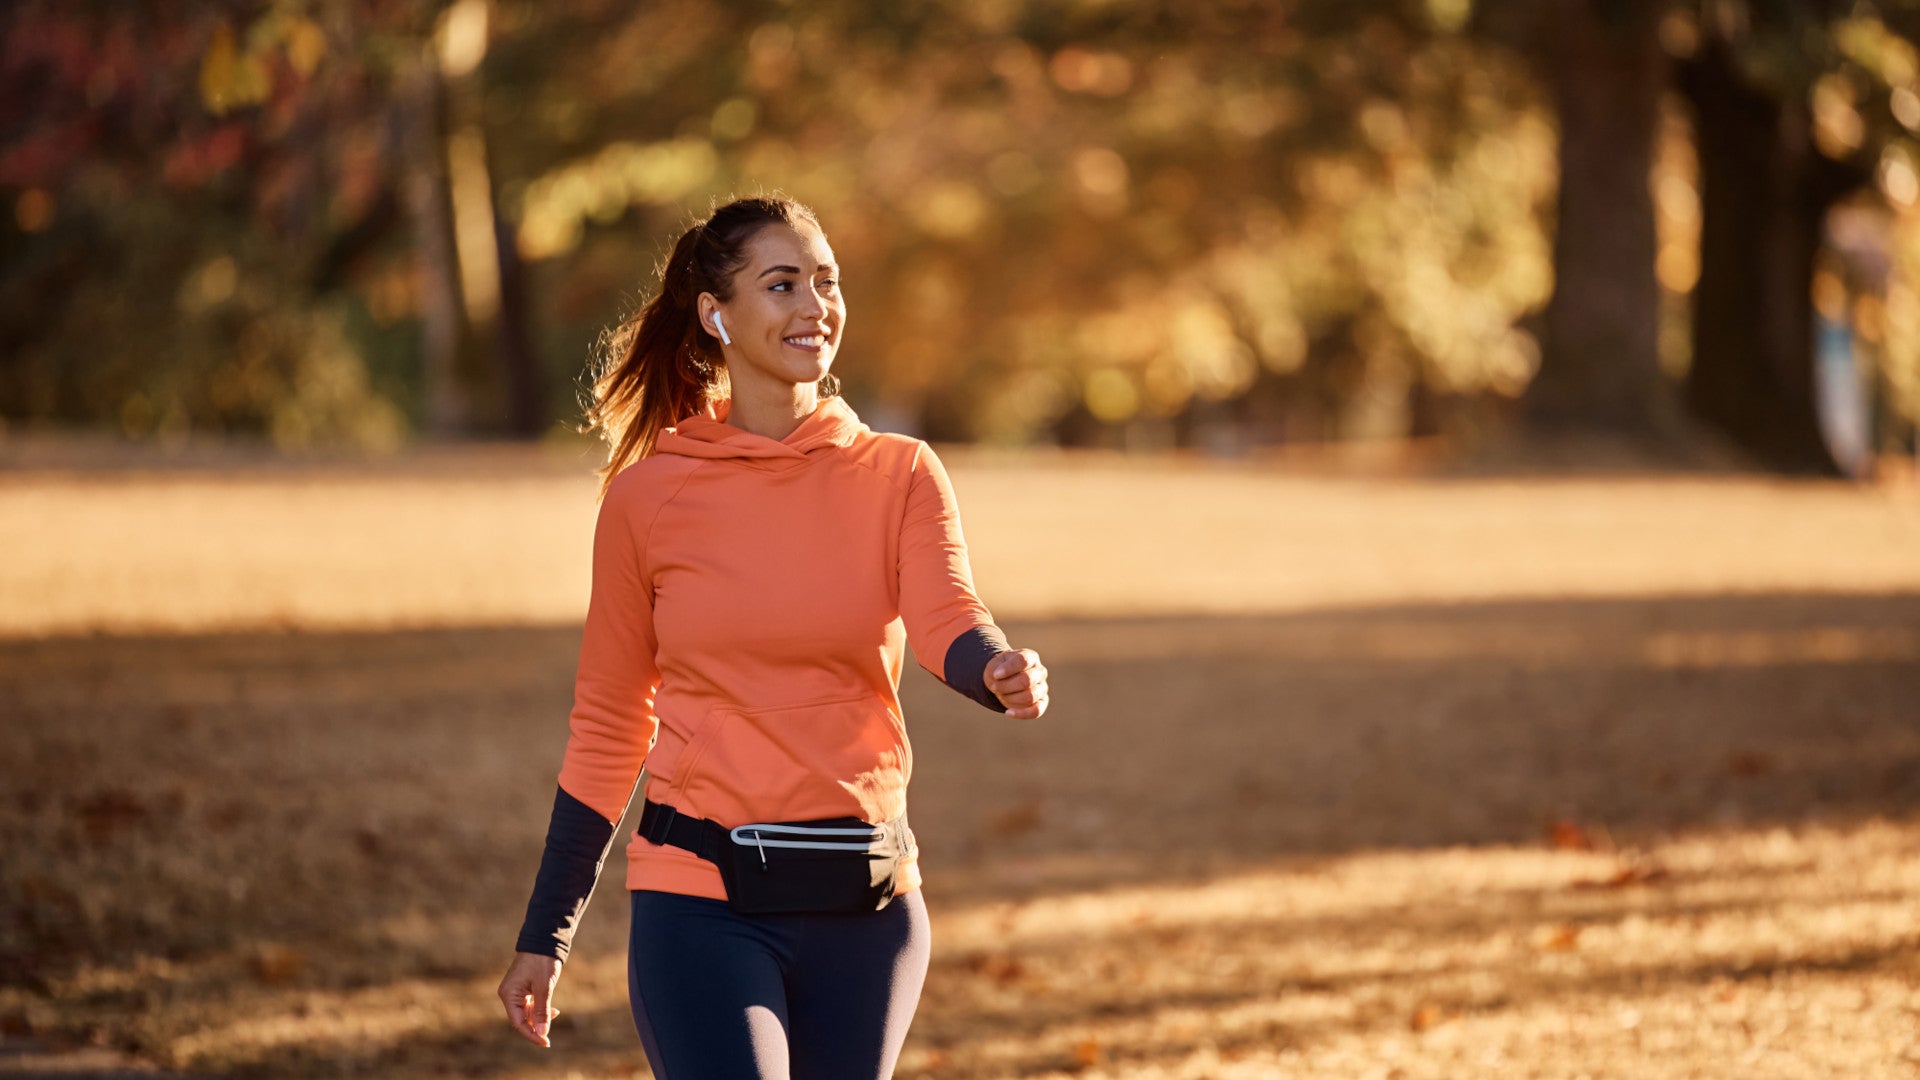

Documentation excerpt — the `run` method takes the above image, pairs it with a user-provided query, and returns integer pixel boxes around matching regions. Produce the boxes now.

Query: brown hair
[581,195,840,500]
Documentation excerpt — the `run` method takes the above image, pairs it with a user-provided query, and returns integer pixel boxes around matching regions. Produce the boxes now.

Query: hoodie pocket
[677,693,911,825]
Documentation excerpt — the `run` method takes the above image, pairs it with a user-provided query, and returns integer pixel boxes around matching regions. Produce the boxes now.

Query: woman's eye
[770,281,792,292]
[819,279,838,291]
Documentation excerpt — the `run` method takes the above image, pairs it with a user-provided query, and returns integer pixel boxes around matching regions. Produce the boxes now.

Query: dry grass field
[4,442,1920,1078]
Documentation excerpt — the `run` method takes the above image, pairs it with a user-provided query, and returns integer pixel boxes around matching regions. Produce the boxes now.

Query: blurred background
[6,3,1920,1079]
[5,0,1920,471]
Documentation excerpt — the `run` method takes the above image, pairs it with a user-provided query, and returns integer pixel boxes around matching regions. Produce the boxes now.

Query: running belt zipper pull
[753,830,768,870]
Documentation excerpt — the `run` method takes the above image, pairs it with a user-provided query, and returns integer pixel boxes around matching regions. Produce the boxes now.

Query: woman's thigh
[628,890,792,1080]
[627,889,933,1080]
[784,891,932,1080]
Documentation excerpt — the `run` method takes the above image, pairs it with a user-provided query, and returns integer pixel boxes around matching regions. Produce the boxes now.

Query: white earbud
[712,311,732,345]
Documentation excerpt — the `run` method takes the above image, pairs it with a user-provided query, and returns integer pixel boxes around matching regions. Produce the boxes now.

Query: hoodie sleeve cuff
[514,786,619,961]
[942,625,1012,713]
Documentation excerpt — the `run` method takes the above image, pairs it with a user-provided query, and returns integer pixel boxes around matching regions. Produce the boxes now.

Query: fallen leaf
[78,788,151,846]
[1574,863,1670,890]
[1547,819,1592,851]
[250,944,306,985]
[1073,1038,1102,1067]
[1410,1002,1447,1032]
[1538,924,1582,951]
[985,799,1044,838]
[965,954,1027,986]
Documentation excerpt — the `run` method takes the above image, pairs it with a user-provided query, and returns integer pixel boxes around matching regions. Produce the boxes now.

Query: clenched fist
[984,648,1050,720]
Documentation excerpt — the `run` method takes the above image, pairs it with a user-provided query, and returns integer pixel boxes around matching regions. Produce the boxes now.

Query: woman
[496,195,1049,1079]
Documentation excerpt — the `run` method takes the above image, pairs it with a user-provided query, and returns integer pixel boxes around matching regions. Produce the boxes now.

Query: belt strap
[637,798,728,861]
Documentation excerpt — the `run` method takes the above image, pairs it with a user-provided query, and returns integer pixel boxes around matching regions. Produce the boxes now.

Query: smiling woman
[695,221,845,406]
[496,195,1051,1079]
[575,196,847,499]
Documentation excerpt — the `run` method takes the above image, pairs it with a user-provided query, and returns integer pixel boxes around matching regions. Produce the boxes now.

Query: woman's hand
[497,952,563,1048]
[984,648,1049,719]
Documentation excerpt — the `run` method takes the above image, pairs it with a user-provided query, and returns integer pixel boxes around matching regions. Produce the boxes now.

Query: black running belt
[637,798,907,860]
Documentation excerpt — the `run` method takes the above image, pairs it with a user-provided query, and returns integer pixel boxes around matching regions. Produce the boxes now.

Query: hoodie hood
[655,395,867,466]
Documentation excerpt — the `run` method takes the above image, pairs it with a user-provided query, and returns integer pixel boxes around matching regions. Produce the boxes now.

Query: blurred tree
[1462,0,1689,450]
[0,0,542,445]
[1491,0,1674,440]
[1476,0,1920,473]
[0,1,1606,456]
[1675,0,1888,475]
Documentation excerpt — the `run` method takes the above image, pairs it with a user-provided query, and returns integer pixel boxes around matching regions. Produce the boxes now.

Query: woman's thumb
[531,986,552,1040]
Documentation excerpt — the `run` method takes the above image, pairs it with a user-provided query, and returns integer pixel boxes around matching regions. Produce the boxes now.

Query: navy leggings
[627,889,931,1080]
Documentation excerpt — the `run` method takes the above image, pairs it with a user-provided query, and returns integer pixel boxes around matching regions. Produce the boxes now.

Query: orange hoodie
[556,394,1004,902]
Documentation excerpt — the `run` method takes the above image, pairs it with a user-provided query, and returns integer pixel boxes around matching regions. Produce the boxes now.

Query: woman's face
[701,222,845,394]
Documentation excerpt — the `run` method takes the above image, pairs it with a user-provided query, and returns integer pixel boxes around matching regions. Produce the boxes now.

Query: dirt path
[3,449,1918,1077]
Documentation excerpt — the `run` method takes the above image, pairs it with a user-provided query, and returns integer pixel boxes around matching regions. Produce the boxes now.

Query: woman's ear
[696,294,727,343]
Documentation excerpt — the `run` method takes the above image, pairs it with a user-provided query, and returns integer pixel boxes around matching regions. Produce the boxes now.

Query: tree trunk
[1679,39,1861,475]
[494,212,545,438]
[400,66,472,436]
[1523,0,1669,435]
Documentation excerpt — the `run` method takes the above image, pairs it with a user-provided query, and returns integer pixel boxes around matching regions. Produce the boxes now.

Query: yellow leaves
[199,23,269,116]
[283,18,326,78]
[1879,144,1920,210]
[710,97,758,142]
[1169,295,1256,402]
[1812,73,1866,159]
[1084,368,1140,424]
[1834,15,1920,90]
[1426,0,1471,34]
[914,181,991,241]
[517,139,720,260]
[1050,47,1133,97]
[1070,146,1130,217]
[198,15,327,116]
[436,0,489,78]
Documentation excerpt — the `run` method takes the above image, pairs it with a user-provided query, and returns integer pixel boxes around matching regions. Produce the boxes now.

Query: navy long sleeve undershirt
[514,628,1013,960]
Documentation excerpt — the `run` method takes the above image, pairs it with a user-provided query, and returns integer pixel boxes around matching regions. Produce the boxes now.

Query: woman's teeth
[785,336,824,348]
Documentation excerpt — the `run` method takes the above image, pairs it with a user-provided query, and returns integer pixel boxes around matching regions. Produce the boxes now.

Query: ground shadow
[3,589,1917,1075]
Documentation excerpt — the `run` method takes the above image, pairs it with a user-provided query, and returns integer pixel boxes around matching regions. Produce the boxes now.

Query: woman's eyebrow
[756,263,837,279]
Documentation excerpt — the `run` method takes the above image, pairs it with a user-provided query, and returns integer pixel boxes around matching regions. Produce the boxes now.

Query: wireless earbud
[712,311,732,345]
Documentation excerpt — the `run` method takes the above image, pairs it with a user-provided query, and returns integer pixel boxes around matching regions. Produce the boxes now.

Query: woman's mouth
[783,335,826,352]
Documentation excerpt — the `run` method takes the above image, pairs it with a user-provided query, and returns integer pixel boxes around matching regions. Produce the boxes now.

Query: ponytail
[581,195,838,501]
